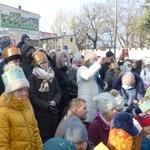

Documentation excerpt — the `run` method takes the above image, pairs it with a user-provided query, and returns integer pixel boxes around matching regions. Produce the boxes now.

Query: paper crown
[138,98,150,113]
[2,64,29,94]
[32,50,47,63]
[4,46,21,58]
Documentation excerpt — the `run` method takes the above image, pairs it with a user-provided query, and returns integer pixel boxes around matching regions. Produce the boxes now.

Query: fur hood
[56,50,71,68]
[112,72,145,94]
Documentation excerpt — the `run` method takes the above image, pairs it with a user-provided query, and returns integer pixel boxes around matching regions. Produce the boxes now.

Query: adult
[140,58,150,90]
[88,92,117,146]
[54,50,71,120]
[0,63,42,149]
[28,50,62,143]
[77,50,102,123]
[55,98,88,137]
[16,34,30,49]
[113,71,145,113]
[67,54,83,99]
[20,44,35,79]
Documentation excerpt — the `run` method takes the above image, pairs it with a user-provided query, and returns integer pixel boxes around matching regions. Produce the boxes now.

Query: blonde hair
[69,98,86,110]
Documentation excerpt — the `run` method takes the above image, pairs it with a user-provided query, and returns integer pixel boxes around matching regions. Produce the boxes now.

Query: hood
[20,44,35,62]
[112,72,145,94]
[21,34,29,42]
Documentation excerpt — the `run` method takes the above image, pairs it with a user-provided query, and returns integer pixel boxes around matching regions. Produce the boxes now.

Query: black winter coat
[28,74,62,143]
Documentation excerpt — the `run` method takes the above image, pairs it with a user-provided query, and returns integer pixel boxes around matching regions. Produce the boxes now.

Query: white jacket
[77,62,101,123]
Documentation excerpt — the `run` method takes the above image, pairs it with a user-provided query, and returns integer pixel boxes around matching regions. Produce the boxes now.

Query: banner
[1,11,39,31]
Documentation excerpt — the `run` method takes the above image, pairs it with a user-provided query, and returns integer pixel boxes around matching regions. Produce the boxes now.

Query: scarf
[33,67,54,92]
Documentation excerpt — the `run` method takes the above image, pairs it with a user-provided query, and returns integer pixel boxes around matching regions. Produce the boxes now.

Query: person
[16,34,30,49]
[28,50,62,143]
[64,116,89,150]
[107,112,142,150]
[20,43,36,79]
[99,51,114,80]
[0,45,22,95]
[0,29,12,58]
[110,89,125,112]
[135,114,150,150]
[120,60,132,73]
[67,54,83,99]
[140,58,150,90]
[77,50,102,123]
[54,50,71,121]
[112,71,145,114]
[132,59,143,75]
[43,137,76,150]
[103,62,118,91]
[88,92,117,146]
[54,98,88,137]
[48,49,57,68]
[0,63,42,149]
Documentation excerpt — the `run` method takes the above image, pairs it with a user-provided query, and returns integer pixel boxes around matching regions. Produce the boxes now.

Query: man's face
[76,101,88,121]
[10,59,21,66]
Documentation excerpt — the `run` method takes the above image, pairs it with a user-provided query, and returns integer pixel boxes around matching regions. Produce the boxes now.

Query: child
[0,63,42,149]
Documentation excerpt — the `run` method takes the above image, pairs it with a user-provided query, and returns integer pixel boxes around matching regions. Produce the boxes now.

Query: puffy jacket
[0,93,42,150]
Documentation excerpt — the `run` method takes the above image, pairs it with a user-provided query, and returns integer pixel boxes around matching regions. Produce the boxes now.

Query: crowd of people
[0,32,150,150]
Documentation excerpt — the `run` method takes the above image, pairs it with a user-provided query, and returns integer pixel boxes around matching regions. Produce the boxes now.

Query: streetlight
[114,0,118,60]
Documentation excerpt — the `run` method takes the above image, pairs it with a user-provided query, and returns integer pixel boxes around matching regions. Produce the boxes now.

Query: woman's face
[39,61,49,71]
[11,88,28,98]
[103,108,117,121]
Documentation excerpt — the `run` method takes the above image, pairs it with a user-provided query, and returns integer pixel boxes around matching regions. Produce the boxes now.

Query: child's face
[143,125,150,134]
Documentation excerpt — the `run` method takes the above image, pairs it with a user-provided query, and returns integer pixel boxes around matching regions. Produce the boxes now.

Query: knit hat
[110,89,124,111]
[144,58,150,66]
[135,114,150,127]
[64,116,88,143]
[93,92,117,114]
[83,50,97,63]
[121,72,135,86]
[2,63,29,94]
[32,50,48,64]
[43,137,76,150]
[4,46,22,63]
[113,112,139,137]
[106,51,114,57]
[72,54,83,64]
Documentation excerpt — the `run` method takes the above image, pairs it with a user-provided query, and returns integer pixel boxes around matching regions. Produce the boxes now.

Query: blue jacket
[141,134,150,150]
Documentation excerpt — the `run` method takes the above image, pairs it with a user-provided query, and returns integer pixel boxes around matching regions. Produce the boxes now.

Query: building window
[70,37,73,42]
[59,45,60,50]
[53,46,55,49]
[53,39,55,42]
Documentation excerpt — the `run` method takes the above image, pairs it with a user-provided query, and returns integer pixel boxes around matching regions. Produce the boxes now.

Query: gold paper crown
[139,98,150,113]
[4,46,21,58]
[32,50,47,63]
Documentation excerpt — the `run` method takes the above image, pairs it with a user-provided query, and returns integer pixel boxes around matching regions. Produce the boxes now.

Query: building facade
[0,3,40,46]
[39,35,78,53]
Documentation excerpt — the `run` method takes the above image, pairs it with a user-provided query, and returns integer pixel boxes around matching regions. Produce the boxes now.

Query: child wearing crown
[0,63,42,149]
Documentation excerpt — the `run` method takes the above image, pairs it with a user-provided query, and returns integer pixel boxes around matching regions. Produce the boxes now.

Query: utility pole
[114,0,118,60]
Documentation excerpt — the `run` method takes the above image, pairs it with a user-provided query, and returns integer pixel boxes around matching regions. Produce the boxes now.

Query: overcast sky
[0,0,101,32]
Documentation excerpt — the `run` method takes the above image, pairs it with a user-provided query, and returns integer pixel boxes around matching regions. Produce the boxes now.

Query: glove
[48,106,58,114]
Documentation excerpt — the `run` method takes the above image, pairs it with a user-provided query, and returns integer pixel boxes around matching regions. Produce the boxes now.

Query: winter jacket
[88,113,110,146]
[77,62,101,123]
[28,74,62,143]
[20,44,35,79]
[67,66,78,96]
[0,93,42,150]
[16,34,29,48]
[141,134,150,150]
[113,72,145,106]
[104,69,116,92]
